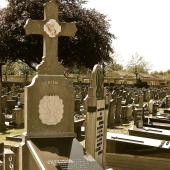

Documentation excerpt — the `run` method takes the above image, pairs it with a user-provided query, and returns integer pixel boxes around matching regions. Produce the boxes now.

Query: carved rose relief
[39,96,64,125]
[44,19,61,38]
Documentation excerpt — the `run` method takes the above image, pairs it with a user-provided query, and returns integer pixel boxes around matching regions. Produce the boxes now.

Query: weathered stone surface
[25,75,75,137]
[86,64,107,166]
[24,0,77,75]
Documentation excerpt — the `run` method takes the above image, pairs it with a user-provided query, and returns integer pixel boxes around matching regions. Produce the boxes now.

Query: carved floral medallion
[39,96,64,125]
[44,19,61,38]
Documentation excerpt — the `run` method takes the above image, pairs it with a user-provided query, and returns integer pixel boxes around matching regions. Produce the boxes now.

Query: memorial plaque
[95,100,105,163]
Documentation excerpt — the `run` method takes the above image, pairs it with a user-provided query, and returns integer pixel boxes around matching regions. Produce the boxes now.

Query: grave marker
[20,1,103,169]
[85,64,107,166]
[24,0,77,137]
[0,83,5,131]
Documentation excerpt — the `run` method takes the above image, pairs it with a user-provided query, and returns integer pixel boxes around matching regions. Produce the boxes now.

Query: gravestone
[13,106,24,128]
[133,108,143,128]
[138,94,144,108]
[121,106,128,123]
[108,99,116,128]
[85,64,107,166]
[1,95,7,113]
[74,96,81,114]
[114,96,122,125]
[127,104,133,121]
[148,99,154,114]
[19,1,103,169]
[0,83,5,131]
[24,0,77,138]
[19,92,24,105]
[0,143,4,169]
[3,148,15,170]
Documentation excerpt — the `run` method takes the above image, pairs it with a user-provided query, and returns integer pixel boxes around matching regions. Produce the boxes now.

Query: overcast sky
[85,0,170,72]
[1,0,170,71]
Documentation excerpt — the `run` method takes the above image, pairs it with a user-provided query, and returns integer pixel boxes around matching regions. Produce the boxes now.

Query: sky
[84,0,170,72]
[0,0,170,71]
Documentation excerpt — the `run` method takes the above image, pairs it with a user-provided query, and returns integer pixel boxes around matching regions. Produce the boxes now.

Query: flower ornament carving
[39,96,64,125]
[44,19,61,38]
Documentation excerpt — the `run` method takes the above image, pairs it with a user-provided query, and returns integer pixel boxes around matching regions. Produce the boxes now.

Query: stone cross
[24,0,77,75]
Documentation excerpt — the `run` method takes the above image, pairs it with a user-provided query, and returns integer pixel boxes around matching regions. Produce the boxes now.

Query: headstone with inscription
[19,1,103,170]
[85,64,107,166]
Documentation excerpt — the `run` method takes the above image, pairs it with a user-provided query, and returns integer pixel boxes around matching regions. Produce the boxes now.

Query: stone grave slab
[129,125,170,140]
[144,121,170,130]
[144,115,170,124]
[107,132,170,158]
[25,138,103,170]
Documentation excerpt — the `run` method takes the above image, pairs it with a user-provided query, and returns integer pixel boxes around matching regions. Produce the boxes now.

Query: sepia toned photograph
[0,0,170,169]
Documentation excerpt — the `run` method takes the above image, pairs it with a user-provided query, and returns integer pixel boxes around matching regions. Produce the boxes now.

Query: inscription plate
[95,100,105,163]
[39,96,64,125]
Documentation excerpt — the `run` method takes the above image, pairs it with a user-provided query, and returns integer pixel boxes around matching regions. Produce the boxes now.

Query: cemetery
[1,0,170,170]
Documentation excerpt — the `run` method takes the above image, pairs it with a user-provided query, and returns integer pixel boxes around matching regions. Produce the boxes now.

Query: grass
[0,128,24,146]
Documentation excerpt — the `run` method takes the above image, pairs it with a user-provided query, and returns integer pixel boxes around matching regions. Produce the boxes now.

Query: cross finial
[25,0,77,75]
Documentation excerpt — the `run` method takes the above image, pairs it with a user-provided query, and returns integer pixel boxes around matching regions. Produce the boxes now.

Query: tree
[0,0,114,70]
[2,62,16,81]
[126,53,151,74]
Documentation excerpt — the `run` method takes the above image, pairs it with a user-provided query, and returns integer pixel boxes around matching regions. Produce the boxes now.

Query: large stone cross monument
[25,0,77,75]
[24,0,77,138]
[20,1,103,169]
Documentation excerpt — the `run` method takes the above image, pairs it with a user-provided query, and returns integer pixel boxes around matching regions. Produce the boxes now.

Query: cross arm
[60,22,77,37]
[24,19,44,35]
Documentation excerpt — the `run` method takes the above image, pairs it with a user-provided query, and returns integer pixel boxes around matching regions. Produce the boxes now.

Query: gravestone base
[20,137,103,170]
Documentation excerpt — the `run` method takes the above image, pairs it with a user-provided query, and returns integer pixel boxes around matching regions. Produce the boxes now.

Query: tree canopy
[0,0,114,70]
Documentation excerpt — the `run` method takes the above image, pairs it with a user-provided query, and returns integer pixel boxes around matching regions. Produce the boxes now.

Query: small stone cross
[24,0,77,74]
